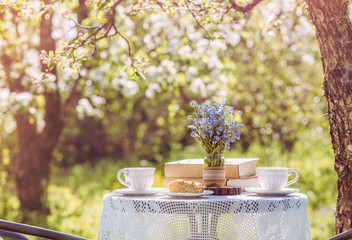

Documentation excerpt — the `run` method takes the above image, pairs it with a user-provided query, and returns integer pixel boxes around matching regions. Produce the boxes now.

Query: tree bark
[305,0,352,234]
[10,0,87,216]
[13,0,89,215]
[13,5,64,215]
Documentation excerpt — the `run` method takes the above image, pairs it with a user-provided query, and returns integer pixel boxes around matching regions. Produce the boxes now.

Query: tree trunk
[11,0,86,216]
[305,0,352,234]
[1,49,60,216]
[14,112,62,214]
[14,4,64,215]
[1,0,84,217]
[14,107,63,215]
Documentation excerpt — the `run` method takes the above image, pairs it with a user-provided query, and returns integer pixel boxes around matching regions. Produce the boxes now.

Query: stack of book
[164,158,259,191]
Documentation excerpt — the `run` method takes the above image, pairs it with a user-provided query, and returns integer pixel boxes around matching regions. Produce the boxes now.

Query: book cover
[164,158,259,179]
[226,176,259,191]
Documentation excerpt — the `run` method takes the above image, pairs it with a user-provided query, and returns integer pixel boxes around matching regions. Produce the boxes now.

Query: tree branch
[228,0,265,13]
[40,0,137,77]
[37,0,265,80]
[63,76,81,120]
[184,0,211,38]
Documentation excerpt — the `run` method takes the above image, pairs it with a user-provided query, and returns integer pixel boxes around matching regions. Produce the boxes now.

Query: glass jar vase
[203,154,226,187]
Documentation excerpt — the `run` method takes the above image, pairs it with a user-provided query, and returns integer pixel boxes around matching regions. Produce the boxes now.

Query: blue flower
[187,98,244,154]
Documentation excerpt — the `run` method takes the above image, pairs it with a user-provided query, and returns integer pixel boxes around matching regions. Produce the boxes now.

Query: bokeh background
[0,0,336,239]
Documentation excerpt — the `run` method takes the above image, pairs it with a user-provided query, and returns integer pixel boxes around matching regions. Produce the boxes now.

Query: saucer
[113,187,167,196]
[245,187,299,196]
[163,190,214,199]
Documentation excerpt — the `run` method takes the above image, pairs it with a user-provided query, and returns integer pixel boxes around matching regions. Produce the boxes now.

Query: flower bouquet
[187,99,244,186]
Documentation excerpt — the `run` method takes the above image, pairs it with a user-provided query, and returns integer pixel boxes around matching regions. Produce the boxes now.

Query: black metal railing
[329,229,352,240]
[0,220,90,240]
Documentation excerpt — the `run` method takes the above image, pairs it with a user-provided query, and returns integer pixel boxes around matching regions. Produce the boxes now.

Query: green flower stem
[204,153,225,167]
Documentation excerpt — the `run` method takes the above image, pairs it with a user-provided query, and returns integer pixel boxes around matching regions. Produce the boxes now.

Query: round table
[97,191,311,240]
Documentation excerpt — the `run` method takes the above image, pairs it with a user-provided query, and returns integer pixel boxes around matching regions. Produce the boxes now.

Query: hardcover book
[226,176,259,191]
[164,158,259,179]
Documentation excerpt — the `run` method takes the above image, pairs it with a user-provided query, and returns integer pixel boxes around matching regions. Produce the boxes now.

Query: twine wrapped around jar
[203,166,226,187]
[203,154,226,187]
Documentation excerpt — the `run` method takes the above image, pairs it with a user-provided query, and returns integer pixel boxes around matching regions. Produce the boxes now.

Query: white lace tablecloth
[98,192,311,240]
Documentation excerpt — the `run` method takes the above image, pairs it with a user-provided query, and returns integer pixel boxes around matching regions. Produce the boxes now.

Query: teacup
[117,167,155,191]
[257,167,300,191]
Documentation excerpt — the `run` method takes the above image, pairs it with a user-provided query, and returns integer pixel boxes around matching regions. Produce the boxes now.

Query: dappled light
[1,0,351,239]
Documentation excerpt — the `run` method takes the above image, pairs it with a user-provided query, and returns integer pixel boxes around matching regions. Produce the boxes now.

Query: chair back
[0,220,90,240]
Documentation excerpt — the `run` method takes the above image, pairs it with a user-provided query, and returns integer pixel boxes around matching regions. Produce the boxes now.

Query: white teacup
[117,167,155,191]
[257,167,300,191]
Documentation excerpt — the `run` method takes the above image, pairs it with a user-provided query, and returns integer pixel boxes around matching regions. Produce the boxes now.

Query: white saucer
[245,187,299,196]
[163,190,214,198]
[113,187,167,196]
